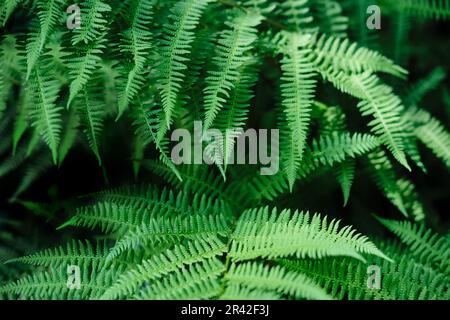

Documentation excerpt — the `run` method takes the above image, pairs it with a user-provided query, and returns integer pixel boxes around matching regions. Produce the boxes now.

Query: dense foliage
[0,0,449,300]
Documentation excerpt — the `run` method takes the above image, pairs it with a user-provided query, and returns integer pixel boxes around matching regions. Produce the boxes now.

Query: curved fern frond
[67,38,106,108]
[101,237,227,299]
[26,0,63,79]
[6,240,109,268]
[75,87,105,165]
[225,262,332,300]
[203,11,262,131]
[115,0,153,118]
[109,214,231,258]
[384,0,450,21]
[377,217,450,273]
[229,207,391,262]
[279,254,449,300]
[136,259,225,300]
[414,109,450,168]
[310,34,407,77]
[71,0,111,45]
[28,67,63,164]
[347,72,410,169]
[158,0,212,128]
[278,31,317,160]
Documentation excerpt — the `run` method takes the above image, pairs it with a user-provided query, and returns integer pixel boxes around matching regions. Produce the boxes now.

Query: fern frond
[377,217,450,273]
[225,262,332,300]
[75,87,105,165]
[28,66,63,164]
[279,254,449,299]
[6,240,109,268]
[136,259,225,300]
[158,0,212,128]
[71,0,111,45]
[25,0,63,79]
[346,72,410,169]
[278,32,317,160]
[310,34,407,77]
[109,214,231,258]
[414,110,450,168]
[67,38,106,108]
[229,207,390,262]
[0,0,21,27]
[384,0,450,21]
[101,237,227,299]
[220,284,283,300]
[203,11,262,131]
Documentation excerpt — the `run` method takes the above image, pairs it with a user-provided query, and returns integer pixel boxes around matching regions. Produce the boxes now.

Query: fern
[203,11,262,131]
[158,0,212,128]
[1,0,449,302]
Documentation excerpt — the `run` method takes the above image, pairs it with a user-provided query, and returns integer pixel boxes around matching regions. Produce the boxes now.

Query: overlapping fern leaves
[0,0,449,301]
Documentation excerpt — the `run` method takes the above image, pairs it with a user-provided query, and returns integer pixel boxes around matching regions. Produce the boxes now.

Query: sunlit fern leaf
[27,66,63,164]
[158,0,212,128]
[67,38,106,108]
[6,240,109,268]
[136,259,225,300]
[25,0,64,79]
[101,237,227,299]
[377,217,450,273]
[108,214,231,258]
[278,31,317,160]
[75,87,105,166]
[229,206,391,262]
[310,34,407,77]
[225,262,332,300]
[71,0,111,45]
[203,11,262,131]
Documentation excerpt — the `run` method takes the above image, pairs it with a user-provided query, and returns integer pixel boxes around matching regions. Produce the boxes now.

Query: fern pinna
[0,0,450,301]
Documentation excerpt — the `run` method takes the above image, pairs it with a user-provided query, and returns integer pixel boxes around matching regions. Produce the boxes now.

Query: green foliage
[0,0,449,301]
